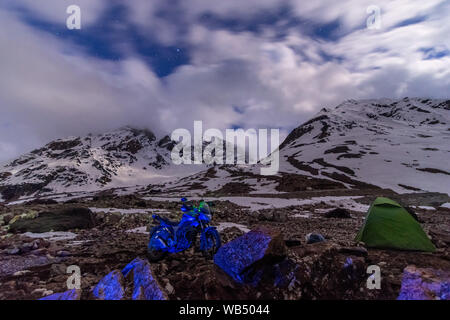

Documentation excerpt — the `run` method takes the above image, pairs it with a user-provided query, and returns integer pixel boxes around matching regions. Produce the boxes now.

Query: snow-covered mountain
[149,98,449,197]
[0,127,205,200]
[1,98,448,201]
[278,98,450,194]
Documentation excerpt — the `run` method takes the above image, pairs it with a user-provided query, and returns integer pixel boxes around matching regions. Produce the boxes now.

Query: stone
[3,214,14,225]
[272,210,288,222]
[106,212,122,224]
[214,227,287,284]
[19,243,34,253]
[42,290,54,296]
[324,208,351,218]
[92,258,167,300]
[9,207,96,233]
[163,280,175,295]
[305,233,326,244]
[290,242,369,299]
[32,288,47,295]
[121,258,167,300]
[13,270,31,276]
[93,270,125,300]
[257,210,273,221]
[50,264,67,276]
[40,289,81,300]
[397,265,450,300]
[56,250,71,257]
[7,247,20,255]
[338,246,368,257]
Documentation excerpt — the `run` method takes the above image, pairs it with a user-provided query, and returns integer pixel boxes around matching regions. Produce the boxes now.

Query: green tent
[355,197,436,252]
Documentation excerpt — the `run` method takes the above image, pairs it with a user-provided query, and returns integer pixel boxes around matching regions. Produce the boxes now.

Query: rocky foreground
[0,192,449,300]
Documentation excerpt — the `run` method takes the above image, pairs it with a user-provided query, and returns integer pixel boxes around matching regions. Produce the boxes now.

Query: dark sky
[0,0,449,163]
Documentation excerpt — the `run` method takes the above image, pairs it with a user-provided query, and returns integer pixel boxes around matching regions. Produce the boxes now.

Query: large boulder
[122,258,167,300]
[93,258,167,300]
[92,270,125,300]
[214,227,287,285]
[289,242,370,299]
[324,208,351,219]
[397,266,450,300]
[9,207,96,233]
[40,289,81,300]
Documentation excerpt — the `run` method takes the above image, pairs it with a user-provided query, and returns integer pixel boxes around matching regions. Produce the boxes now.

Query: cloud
[0,1,449,163]
[0,10,165,159]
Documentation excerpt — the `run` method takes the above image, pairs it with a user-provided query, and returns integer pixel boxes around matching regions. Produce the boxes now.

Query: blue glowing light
[214,230,271,284]
[148,198,221,256]
[92,270,125,300]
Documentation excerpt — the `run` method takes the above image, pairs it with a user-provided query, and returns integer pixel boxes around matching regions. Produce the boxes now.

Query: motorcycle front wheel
[200,228,221,259]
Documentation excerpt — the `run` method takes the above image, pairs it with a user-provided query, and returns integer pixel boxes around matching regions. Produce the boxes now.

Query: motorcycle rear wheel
[147,227,168,262]
[147,246,167,262]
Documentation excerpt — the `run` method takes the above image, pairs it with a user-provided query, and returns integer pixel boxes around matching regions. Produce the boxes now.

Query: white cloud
[0,1,449,163]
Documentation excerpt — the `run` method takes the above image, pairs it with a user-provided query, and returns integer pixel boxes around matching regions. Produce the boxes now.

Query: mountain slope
[152,98,450,197]
[1,98,448,201]
[279,98,450,194]
[0,127,204,200]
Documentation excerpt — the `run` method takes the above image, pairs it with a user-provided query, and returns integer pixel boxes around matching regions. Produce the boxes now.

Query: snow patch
[89,207,170,215]
[291,212,312,218]
[126,226,149,235]
[144,195,368,212]
[23,231,77,241]
[217,223,250,233]
[68,240,92,246]
[418,206,436,211]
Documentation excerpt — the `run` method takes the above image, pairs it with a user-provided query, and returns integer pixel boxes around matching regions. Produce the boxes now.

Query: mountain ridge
[0,126,191,200]
[1,98,449,201]
[278,97,449,194]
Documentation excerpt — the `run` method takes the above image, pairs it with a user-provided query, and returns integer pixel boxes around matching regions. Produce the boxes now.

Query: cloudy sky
[0,0,449,163]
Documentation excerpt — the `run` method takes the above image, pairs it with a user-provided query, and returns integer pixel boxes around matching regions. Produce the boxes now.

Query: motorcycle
[147,198,221,261]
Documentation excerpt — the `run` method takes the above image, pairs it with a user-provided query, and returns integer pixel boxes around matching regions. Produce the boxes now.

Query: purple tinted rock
[56,250,71,257]
[92,270,125,300]
[398,266,450,300]
[40,289,81,300]
[91,258,167,300]
[214,227,287,284]
[121,258,167,300]
[7,247,20,255]
[305,233,325,244]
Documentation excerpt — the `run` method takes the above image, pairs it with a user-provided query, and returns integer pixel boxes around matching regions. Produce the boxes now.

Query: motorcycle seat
[158,217,179,226]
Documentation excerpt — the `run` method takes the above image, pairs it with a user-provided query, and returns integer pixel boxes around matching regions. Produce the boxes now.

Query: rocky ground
[0,191,449,300]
